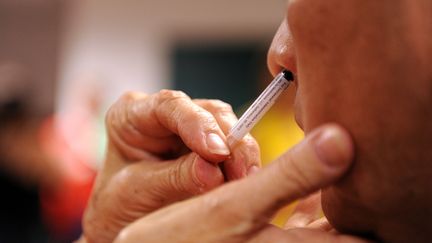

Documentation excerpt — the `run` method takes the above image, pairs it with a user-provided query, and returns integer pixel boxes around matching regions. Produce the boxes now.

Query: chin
[321,186,379,240]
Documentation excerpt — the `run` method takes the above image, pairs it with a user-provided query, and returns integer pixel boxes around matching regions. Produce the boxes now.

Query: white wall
[57,0,286,112]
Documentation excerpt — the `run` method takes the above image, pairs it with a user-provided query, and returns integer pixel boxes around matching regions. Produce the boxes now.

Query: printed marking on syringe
[233,93,269,131]
[233,77,289,132]
[242,79,284,123]
[235,73,286,122]
[233,77,288,131]
[246,98,274,129]
[245,78,289,124]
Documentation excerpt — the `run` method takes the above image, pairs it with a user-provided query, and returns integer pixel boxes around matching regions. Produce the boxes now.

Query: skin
[81,0,432,242]
[81,90,262,243]
[114,125,360,243]
[268,0,432,242]
[80,90,367,243]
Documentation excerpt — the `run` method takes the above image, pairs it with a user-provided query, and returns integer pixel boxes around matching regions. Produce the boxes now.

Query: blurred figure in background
[0,63,96,242]
[0,1,100,241]
[0,64,52,242]
[0,101,49,243]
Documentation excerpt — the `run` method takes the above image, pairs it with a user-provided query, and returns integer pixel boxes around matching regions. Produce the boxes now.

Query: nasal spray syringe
[227,70,294,147]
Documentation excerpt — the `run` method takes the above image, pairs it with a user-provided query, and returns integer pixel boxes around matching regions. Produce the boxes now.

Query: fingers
[195,99,261,180]
[223,134,261,180]
[284,192,333,232]
[106,91,230,162]
[307,217,334,232]
[210,124,354,226]
[284,192,322,229]
[109,153,224,204]
[83,152,223,243]
[112,124,354,243]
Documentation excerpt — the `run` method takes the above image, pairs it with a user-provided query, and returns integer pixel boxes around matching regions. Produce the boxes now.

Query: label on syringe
[228,72,291,143]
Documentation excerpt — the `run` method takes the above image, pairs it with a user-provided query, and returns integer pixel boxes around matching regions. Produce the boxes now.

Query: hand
[81,90,260,243]
[283,192,335,232]
[114,124,370,243]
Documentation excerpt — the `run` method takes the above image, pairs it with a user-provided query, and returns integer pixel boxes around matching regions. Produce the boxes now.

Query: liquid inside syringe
[227,70,294,147]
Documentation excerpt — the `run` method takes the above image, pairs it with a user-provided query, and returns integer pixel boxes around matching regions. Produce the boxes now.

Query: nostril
[282,70,294,81]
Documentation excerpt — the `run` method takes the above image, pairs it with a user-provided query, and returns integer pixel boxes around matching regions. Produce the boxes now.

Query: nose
[267,19,297,77]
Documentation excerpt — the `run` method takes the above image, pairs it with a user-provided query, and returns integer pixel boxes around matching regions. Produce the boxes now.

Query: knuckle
[119,91,146,103]
[121,91,138,100]
[112,170,132,197]
[202,182,268,228]
[242,134,260,150]
[213,100,234,113]
[206,99,234,114]
[236,135,261,165]
[156,90,192,125]
[110,167,142,205]
[158,89,189,103]
[105,92,144,130]
[200,194,247,224]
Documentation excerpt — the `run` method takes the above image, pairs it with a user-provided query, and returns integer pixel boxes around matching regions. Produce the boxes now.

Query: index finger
[194,99,261,180]
[106,90,231,162]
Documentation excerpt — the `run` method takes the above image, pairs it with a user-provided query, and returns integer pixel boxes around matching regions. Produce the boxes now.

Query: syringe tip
[282,70,294,81]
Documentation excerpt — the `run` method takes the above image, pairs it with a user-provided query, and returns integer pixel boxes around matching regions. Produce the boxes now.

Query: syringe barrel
[227,72,292,145]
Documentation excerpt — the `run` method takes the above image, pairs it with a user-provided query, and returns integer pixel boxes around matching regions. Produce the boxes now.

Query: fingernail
[314,127,352,167]
[247,165,260,175]
[206,133,230,155]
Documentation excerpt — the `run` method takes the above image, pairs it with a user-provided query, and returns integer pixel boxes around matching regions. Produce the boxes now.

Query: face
[268,0,432,241]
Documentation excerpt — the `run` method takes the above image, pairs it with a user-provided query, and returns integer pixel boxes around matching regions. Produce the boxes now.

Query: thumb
[83,153,224,243]
[113,153,225,207]
[112,124,355,243]
[215,124,354,225]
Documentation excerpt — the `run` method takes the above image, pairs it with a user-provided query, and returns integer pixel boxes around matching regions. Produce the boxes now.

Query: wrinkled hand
[283,192,336,232]
[114,124,370,243]
[81,90,260,243]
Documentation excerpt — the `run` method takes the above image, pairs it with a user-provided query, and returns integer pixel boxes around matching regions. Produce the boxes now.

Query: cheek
[297,82,335,134]
[286,2,328,132]
[286,1,361,133]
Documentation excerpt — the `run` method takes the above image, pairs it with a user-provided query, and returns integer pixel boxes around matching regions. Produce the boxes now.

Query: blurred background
[0,0,302,242]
